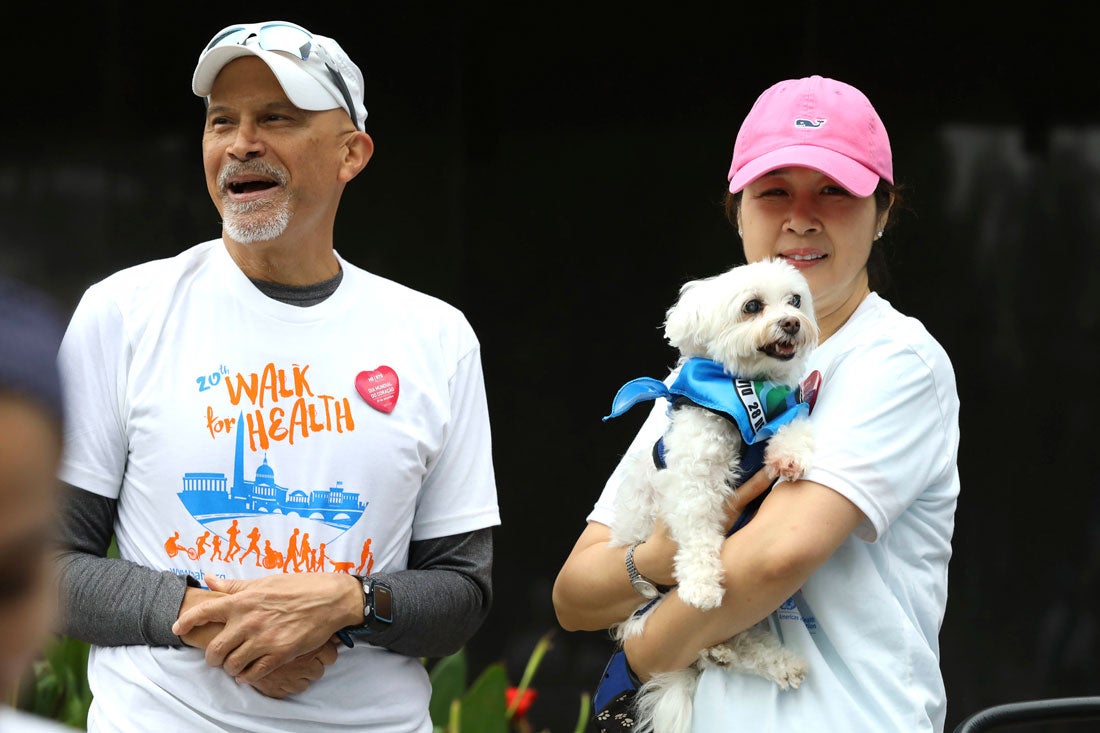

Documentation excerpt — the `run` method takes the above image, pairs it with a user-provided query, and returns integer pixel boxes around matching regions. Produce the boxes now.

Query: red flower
[506,686,538,718]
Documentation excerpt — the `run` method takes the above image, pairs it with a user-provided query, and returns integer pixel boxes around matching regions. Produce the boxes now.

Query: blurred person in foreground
[0,278,76,732]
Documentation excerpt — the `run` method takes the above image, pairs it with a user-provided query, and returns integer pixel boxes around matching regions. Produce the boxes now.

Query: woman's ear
[876,193,895,234]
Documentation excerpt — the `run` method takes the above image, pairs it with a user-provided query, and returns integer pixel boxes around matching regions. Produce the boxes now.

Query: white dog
[602,258,820,733]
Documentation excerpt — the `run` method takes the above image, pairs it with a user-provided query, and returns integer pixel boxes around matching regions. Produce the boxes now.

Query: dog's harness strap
[593,649,642,728]
[651,437,667,469]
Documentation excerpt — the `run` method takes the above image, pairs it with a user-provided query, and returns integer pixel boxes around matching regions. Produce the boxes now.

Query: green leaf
[506,631,553,719]
[448,698,461,733]
[573,692,592,733]
[17,636,92,727]
[459,662,508,733]
[428,650,467,726]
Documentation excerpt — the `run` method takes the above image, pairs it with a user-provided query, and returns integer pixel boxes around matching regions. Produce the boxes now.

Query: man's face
[0,394,60,693]
[201,56,355,246]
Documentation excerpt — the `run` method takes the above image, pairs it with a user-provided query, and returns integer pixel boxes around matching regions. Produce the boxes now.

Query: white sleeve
[411,335,500,540]
[803,342,957,542]
[57,285,130,499]
[586,396,671,527]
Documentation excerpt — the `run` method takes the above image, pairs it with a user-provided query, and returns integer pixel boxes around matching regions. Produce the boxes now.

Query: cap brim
[192,46,340,112]
[728,145,881,198]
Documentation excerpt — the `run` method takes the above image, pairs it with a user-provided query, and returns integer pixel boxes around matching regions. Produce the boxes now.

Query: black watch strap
[336,576,393,648]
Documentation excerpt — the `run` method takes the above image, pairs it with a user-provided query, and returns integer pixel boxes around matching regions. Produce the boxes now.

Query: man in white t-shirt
[55,20,499,733]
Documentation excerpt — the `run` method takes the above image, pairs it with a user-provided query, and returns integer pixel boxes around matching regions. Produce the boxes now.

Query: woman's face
[738,166,889,341]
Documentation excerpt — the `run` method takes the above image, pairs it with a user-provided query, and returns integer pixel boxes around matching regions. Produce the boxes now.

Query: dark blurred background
[6,3,1100,731]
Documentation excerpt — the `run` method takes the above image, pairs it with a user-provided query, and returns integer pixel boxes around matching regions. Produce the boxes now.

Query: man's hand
[247,639,341,699]
[172,573,363,684]
[177,586,227,649]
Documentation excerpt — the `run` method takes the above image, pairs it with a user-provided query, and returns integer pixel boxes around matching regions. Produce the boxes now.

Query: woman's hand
[631,520,678,587]
[632,468,775,587]
[623,476,867,681]
[724,469,775,530]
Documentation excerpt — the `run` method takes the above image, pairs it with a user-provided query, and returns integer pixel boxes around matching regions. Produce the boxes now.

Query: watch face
[372,584,394,623]
[632,579,658,599]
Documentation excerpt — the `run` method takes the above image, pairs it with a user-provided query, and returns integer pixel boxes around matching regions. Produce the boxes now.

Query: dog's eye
[789,294,801,308]
[742,299,763,315]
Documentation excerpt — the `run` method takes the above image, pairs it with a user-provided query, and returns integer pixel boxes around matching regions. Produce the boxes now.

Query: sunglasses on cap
[205,22,361,131]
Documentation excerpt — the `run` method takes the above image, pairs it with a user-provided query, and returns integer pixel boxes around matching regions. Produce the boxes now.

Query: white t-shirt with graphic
[589,292,960,732]
[59,240,500,733]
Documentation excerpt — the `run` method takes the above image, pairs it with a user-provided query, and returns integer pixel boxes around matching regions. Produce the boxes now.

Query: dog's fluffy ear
[664,274,731,357]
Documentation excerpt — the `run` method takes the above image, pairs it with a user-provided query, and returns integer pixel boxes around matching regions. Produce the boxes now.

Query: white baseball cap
[192,21,368,131]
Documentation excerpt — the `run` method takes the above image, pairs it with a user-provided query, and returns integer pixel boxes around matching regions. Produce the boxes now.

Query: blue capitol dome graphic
[177,413,367,531]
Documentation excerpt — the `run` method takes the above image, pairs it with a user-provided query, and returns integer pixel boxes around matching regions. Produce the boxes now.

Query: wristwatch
[336,576,393,648]
[625,541,659,599]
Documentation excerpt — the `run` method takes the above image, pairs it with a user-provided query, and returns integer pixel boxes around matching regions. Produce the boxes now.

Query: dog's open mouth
[761,340,798,361]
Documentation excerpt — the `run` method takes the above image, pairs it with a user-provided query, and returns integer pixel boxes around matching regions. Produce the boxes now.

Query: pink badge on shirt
[356,366,400,413]
[800,370,822,413]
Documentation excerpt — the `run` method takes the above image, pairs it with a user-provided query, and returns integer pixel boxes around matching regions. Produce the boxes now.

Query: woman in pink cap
[554,76,961,732]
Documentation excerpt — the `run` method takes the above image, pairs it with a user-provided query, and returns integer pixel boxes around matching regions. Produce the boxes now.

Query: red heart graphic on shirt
[355,366,400,413]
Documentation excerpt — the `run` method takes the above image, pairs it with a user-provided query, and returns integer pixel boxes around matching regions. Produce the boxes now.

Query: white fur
[608,258,820,733]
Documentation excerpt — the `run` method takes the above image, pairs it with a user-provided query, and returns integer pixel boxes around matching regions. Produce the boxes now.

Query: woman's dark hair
[723,180,906,294]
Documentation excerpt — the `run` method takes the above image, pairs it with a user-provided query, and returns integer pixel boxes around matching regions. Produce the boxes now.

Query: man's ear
[339,131,374,183]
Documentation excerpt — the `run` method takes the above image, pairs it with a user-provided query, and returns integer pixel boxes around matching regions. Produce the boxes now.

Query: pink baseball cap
[727,75,892,197]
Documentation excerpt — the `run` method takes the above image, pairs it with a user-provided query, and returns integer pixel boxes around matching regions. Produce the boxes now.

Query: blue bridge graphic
[177,413,366,530]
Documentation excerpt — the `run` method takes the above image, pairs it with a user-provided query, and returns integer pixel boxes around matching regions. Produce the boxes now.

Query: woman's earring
[875,230,884,240]
[738,228,743,237]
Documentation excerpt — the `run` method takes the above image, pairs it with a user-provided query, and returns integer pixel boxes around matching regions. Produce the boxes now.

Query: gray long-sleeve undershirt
[55,484,493,658]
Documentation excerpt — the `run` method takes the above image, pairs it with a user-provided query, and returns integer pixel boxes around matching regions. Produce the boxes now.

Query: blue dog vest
[604,357,812,443]
[604,357,820,531]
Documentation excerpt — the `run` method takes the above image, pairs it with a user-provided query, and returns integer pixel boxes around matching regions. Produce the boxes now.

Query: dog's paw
[700,643,737,668]
[764,451,806,481]
[760,641,809,690]
[772,657,808,691]
[763,437,811,481]
[677,580,724,610]
[764,421,813,481]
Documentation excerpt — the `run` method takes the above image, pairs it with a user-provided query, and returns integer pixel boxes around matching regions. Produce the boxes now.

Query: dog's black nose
[780,318,801,335]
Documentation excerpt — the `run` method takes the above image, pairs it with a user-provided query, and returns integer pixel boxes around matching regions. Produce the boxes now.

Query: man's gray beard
[222,198,291,244]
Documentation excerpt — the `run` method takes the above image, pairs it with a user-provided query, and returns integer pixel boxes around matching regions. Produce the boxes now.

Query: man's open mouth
[228,179,278,195]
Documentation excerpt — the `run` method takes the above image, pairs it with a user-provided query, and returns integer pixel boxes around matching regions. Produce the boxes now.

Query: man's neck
[222,236,340,286]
